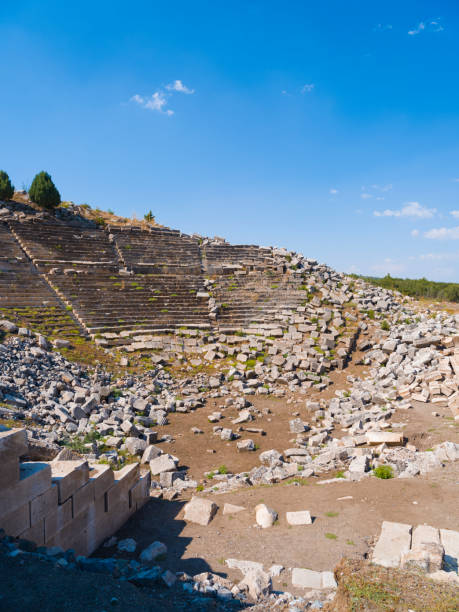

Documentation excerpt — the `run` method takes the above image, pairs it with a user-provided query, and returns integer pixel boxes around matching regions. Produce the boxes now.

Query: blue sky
[1,1,459,281]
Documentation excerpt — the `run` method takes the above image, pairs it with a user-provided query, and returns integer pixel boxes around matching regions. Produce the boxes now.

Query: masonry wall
[0,428,150,555]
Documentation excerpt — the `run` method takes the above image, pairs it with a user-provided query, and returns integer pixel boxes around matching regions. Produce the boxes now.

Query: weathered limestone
[183,497,218,526]
[0,428,150,556]
[286,510,312,526]
[238,568,272,600]
[223,503,246,515]
[291,568,337,589]
[372,521,412,568]
[366,432,403,446]
[255,504,277,528]
[139,541,167,562]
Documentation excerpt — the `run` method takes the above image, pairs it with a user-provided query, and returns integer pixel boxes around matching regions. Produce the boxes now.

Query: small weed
[373,465,394,479]
[325,511,339,518]
[325,532,337,540]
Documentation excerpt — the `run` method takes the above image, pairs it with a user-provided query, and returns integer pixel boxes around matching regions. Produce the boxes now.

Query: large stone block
[0,462,51,518]
[89,464,114,499]
[130,472,151,510]
[106,463,139,510]
[0,457,20,489]
[183,497,218,526]
[372,521,412,568]
[44,497,72,542]
[30,485,58,525]
[0,502,30,537]
[286,510,312,526]
[366,432,403,446]
[20,519,45,546]
[0,429,28,462]
[72,480,95,518]
[48,460,89,504]
[440,528,459,573]
[292,568,322,589]
[46,506,91,552]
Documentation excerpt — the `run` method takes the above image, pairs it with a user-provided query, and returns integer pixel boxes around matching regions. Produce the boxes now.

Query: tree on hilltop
[0,170,14,201]
[29,171,61,210]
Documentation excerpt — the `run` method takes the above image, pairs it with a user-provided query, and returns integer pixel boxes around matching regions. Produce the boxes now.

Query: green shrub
[0,170,14,201]
[29,171,61,209]
[380,320,390,331]
[373,465,394,479]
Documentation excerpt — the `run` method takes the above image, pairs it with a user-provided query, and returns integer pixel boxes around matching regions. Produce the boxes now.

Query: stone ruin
[0,427,150,556]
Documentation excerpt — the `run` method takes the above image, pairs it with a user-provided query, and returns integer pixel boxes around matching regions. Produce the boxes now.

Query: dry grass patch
[326,558,459,612]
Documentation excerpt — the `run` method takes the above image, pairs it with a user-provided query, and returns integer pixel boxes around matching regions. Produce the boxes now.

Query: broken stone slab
[372,521,412,568]
[117,538,137,553]
[223,503,246,515]
[149,454,178,475]
[141,444,162,463]
[226,558,264,574]
[139,541,167,562]
[286,510,312,525]
[366,431,403,446]
[237,439,255,452]
[291,568,337,589]
[255,503,277,528]
[238,568,272,601]
[440,528,459,573]
[183,496,218,526]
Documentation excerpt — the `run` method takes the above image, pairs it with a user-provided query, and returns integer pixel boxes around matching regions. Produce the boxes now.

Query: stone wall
[0,428,150,555]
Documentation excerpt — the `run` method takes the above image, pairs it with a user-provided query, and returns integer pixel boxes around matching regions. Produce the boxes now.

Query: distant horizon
[2,1,459,282]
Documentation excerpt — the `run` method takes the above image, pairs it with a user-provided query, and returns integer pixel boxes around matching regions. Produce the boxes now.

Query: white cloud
[130,79,194,115]
[301,84,315,93]
[166,80,194,94]
[424,226,459,240]
[408,19,444,36]
[130,91,174,115]
[374,24,393,32]
[418,252,459,261]
[374,201,436,219]
[411,229,419,237]
[453,178,459,183]
[329,188,339,195]
[361,193,373,199]
[450,210,459,218]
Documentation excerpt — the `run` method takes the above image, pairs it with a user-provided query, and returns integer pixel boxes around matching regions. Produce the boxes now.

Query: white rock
[183,496,218,526]
[372,521,412,568]
[223,503,246,515]
[255,504,277,528]
[139,541,167,562]
[117,538,137,553]
[286,510,312,526]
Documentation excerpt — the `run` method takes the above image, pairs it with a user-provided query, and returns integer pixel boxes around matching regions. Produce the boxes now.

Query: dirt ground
[101,462,459,597]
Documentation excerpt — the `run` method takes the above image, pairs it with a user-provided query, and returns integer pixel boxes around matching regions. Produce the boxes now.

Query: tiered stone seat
[203,243,273,272]
[9,220,117,264]
[0,222,25,260]
[213,270,308,328]
[111,226,202,273]
[0,259,82,337]
[46,266,210,335]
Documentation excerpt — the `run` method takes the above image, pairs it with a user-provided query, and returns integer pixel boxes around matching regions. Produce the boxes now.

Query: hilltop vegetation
[353,274,459,303]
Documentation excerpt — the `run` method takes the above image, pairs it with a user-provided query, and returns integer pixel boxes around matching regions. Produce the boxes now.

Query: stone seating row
[44,267,210,335]
[9,221,117,264]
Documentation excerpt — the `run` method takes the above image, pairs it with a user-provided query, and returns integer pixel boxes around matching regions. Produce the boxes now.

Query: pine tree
[29,171,61,209]
[0,170,14,201]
